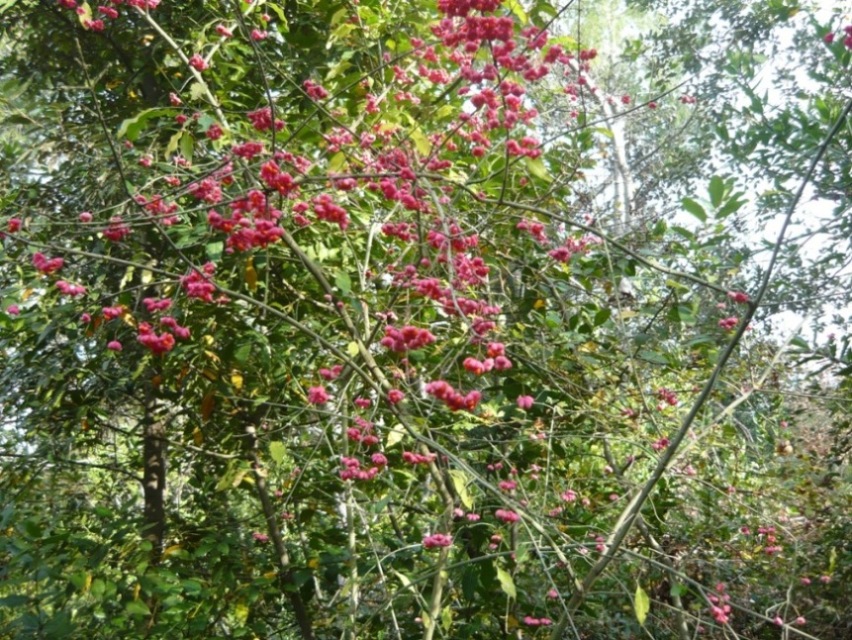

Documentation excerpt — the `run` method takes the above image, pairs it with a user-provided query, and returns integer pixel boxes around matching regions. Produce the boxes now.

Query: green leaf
[189,81,207,101]
[681,197,707,223]
[441,605,453,632]
[233,341,253,364]
[462,568,479,601]
[593,308,611,326]
[634,584,650,625]
[206,241,223,262]
[496,566,516,599]
[448,469,473,509]
[716,195,746,219]
[125,600,151,617]
[328,22,357,47]
[0,595,29,607]
[670,225,695,240]
[165,130,182,158]
[525,156,551,182]
[335,271,352,294]
[116,108,172,141]
[68,571,90,592]
[638,350,669,365]
[23,518,42,538]
[393,569,416,592]
[179,132,193,163]
[0,0,24,16]
[265,3,290,31]
[90,579,106,598]
[269,441,286,465]
[708,176,725,208]
[790,336,809,350]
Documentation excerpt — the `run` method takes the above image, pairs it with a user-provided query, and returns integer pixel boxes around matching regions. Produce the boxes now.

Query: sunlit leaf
[634,584,650,625]
[496,566,516,599]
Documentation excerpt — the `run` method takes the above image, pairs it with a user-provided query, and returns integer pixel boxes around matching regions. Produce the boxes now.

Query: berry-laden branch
[6,2,848,638]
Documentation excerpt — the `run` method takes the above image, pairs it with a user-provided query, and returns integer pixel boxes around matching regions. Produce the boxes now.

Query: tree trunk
[142,397,166,559]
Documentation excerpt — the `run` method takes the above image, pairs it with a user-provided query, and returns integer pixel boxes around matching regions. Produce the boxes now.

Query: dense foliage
[1,0,849,639]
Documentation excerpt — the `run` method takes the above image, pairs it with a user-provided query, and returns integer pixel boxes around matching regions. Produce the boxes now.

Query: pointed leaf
[448,469,473,509]
[681,197,707,223]
[496,566,516,599]
[525,156,551,182]
[245,258,258,291]
[269,441,286,465]
[634,584,650,625]
[708,176,725,208]
[189,81,207,101]
[386,423,406,448]
[125,600,151,617]
[441,605,453,632]
[116,108,172,141]
[335,271,352,294]
[410,130,431,157]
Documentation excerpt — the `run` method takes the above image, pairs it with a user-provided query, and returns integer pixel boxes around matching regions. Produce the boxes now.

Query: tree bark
[142,397,166,558]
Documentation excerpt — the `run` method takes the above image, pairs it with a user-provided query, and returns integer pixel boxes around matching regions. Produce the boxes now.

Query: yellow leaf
[204,350,221,363]
[448,469,473,509]
[346,341,359,357]
[504,0,527,23]
[496,566,516,599]
[533,298,546,309]
[77,2,92,26]
[234,602,249,625]
[245,257,258,292]
[634,584,650,625]
[328,152,347,173]
[441,605,453,632]
[386,423,406,448]
[410,130,432,157]
[201,391,215,421]
[163,544,183,558]
[230,371,244,391]
[192,426,203,445]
